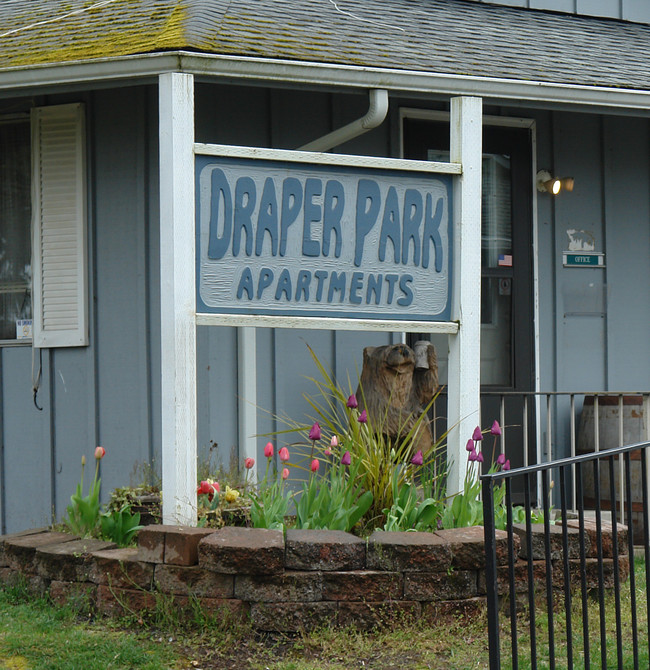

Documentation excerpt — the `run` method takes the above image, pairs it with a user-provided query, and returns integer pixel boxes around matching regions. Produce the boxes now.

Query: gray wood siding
[2,79,650,532]
[481,0,650,22]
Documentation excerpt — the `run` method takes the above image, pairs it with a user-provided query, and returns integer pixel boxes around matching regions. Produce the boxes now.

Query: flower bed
[0,522,629,632]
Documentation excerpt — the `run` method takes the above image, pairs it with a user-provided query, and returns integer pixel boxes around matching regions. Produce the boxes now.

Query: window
[0,103,88,347]
[0,117,32,341]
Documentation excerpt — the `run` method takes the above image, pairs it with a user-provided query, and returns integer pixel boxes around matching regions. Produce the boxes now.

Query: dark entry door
[403,116,535,471]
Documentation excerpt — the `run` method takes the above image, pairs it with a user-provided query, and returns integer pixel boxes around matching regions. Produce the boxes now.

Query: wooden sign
[195,153,453,322]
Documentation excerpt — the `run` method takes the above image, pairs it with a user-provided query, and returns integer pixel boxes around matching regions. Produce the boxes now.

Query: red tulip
[282,467,289,480]
[264,442,274,458]
[279,447,290,462]
[245,457,255,469]
[310,459,320,473]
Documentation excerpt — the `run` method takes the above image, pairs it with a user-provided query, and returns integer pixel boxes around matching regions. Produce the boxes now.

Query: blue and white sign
[196,155,453,321]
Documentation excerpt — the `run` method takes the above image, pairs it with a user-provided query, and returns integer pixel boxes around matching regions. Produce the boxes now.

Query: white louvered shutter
[31,103,88,347]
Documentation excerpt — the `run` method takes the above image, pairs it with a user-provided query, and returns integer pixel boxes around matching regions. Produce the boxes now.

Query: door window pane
[0,119,31,340]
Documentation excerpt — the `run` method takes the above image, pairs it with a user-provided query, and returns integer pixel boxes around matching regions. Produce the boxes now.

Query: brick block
[552,556,630,590]
[235,570,321,602]
[366,531,451,572]
[137,526,166,563]
[434,526,515,568]
[90,547,155,589]
[199,527,284,575]
[404,570,477,601]
[4,532,79,573]
[337,601,420,631]
[49,580,97,608]
[0,528,50,567]
[321,570,402,601]
[478,559,550,596]
[563,519,628,558]
[35,538,116,582]
[164,527,218,566]
[512,523,580,560]
[154,564,234,598]
[96,584,158,616]
[250,601,338,632]
[285,529,366,571]
[137,525,217,565]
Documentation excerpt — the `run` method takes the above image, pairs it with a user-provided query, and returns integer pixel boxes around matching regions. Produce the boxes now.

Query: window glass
[0,119,31,340]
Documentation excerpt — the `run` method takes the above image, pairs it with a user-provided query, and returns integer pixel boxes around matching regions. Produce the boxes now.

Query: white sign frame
[194,143,461,334]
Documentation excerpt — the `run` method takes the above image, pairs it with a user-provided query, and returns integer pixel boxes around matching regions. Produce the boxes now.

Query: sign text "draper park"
[196,156,453,321]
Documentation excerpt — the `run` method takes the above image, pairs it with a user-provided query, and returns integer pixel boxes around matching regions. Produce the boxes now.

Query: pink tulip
[310,459,320,473]
[95,446,105,460]
[346,394,358,409]
[324,448,332,456]
[279,447,290,462]
[411,450,424,466]
[245,457,255,469]
[309,423,321,441]
[264,442,274,458]
[330,435,339,448]
[282,467,289,480]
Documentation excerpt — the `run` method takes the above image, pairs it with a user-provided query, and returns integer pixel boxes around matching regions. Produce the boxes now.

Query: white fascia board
[2,51,650,113]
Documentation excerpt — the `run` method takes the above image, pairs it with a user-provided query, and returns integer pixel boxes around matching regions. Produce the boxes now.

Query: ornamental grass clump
[280,345,447,526]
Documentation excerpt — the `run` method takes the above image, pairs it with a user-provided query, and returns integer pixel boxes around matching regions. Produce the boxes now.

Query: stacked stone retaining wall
[0,522,629,631]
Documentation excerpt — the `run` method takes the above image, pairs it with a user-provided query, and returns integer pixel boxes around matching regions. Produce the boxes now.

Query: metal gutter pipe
[2,52,650,114]
[297,88,388,152]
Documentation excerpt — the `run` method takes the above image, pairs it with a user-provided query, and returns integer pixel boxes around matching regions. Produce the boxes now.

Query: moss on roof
[1,1,190,68]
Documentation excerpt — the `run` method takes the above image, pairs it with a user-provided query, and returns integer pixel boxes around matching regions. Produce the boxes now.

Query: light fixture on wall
[536,170,574,195]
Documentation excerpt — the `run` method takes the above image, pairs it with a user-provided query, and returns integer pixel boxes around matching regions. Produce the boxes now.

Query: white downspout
[298,89,389,152]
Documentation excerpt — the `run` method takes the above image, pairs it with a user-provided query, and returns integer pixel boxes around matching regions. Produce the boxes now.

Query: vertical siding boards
[92,87,153,498]
[603,116,650,389]
[1,347,52,532]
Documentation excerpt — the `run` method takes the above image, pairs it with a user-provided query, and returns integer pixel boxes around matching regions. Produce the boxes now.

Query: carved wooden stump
[356,341,438,454]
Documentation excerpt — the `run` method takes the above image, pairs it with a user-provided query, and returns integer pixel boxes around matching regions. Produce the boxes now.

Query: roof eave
[1,50,650,113]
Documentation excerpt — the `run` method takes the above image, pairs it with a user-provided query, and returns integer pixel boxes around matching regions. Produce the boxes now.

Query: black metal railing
[482,441,650,669]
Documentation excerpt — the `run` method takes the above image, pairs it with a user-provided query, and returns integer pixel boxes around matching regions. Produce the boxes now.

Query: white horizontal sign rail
[196,312,459,333]
[194,143,462,174]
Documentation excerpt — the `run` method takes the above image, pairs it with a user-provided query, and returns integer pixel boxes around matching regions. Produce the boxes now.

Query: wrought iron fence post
[482,475,501,670]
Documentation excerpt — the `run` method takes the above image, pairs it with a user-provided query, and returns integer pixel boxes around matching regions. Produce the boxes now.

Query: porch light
[536,170,574,194]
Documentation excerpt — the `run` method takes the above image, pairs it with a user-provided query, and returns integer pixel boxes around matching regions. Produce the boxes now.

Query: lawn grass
[0,559,647,669]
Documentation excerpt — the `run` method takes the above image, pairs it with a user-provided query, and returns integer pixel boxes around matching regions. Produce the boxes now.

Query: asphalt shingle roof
[2,0,650,91]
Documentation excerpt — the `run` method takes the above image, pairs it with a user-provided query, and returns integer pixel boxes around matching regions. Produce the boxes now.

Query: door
[403,115,535,473]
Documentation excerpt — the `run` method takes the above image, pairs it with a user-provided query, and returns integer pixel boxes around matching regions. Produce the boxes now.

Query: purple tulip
[358,409,368,424]
[476,451,484,463]
[497,453,506,466]
[411,450,424,466]
[468,450,478,462]
[472,426,483,441]
[466,439,475,452]
[341,451,351,466]
[503,459,511,471]
[346,394,358,409]
[308,422,321,441]
[491,420,502,436]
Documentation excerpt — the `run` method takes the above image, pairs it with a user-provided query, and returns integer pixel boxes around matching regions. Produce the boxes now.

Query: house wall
[480,0,650,23]
[1,81,650,532]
